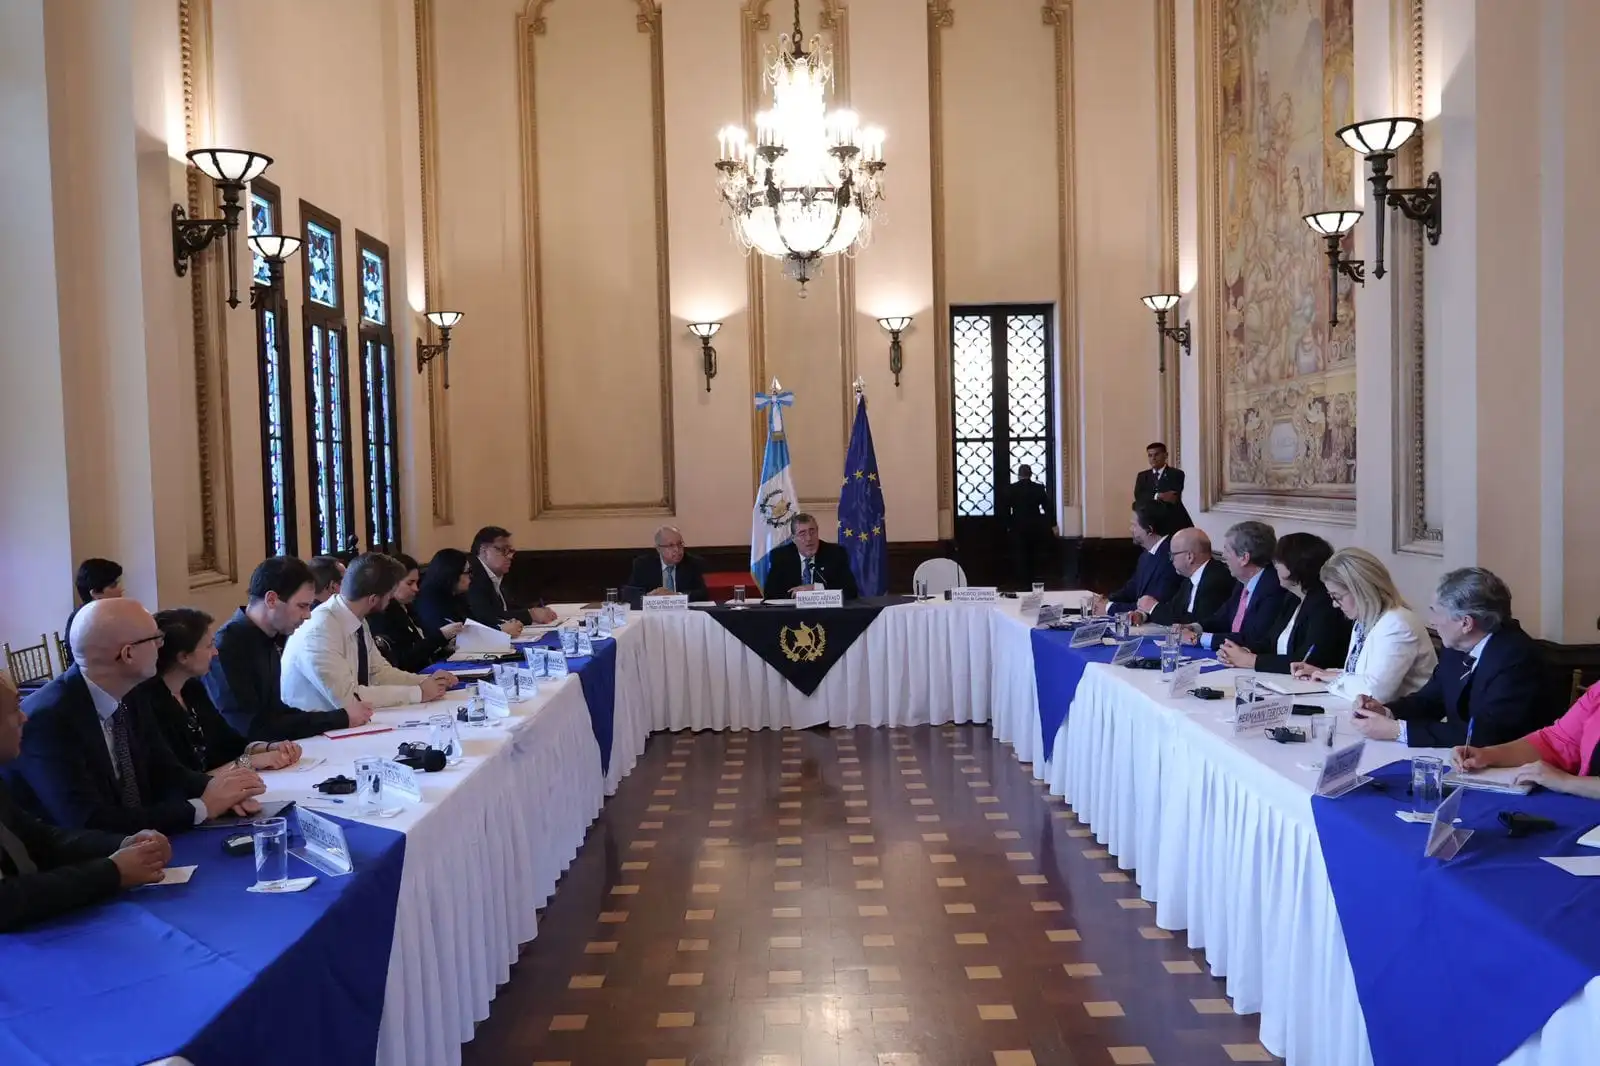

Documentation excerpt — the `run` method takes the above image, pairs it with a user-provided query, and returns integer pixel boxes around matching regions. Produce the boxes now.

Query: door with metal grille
[951,305,1056,584]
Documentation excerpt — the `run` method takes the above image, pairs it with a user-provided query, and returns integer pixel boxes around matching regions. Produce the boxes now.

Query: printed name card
[1019,592,1043,615]
[950,586,999,604]
[544,649,569,679]
[576,628,594,656]
[1166,659,1203,696]
[512,667,540,699]
[478,680,512,719]
[1424,785,1473,860]
[1069,622,1109,649]
[374,757,423,803]
[796,589,844,609]
[292,806,354,877]
[1232,695,1293,736]
[642,594,690,613]
[1036,604,1063,627]
[1315,740,1370,798]
[1111,638,1145,667]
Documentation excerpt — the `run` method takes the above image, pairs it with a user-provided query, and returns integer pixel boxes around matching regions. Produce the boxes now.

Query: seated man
[1179,520,1285,651]
[0,672,172,931]
[308,555,346,605]
[281,553,456,711]
[763,513,860,599]
[64,557,124,661]
[1140,528,1234,626]
[205,557,375,740]
[626,525,711,603]
[1351,567,1549,747]
[466,526,557,635]
[11,600,266,836]
[1091,501,1182,616]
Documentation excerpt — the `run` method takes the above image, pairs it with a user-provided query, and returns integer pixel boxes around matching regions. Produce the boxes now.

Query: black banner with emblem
[707,603,888,696]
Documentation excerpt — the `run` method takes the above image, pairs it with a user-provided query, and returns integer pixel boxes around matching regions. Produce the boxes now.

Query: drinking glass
[1032,582,1045,597]
[1235,673,1260,705]
[1412,755,1446,820]
[353,756,382,813]
[1080,593,1096,617]
[733,585,747,605]
[466,696,489,727]
[429,712,463,764]
[252,817,289,889]
[523,645,545,673]
[604,587,619,606]
[914,577,928,601]
[1160,644,1182,677]
[559,627,578,656]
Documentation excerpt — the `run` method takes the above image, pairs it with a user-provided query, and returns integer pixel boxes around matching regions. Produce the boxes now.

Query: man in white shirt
[281,554,457,712]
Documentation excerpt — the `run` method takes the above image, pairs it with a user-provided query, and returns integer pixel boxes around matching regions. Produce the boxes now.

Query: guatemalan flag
[838,382,887,596]
[751,380,800,589]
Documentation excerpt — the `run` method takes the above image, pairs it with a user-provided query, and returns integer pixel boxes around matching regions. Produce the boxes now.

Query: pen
[1304,644,1317,662]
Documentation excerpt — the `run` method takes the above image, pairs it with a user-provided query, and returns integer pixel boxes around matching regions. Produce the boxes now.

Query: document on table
[1258,676,1329,696]
[1442,766,1534,795]
[142,865,197,887]
[1542,856,1600,877]
[455,619,513,654]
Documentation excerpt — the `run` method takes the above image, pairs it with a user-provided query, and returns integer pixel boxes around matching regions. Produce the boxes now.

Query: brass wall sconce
[688,322,722,392]
[172,148,274,309]
[1139,294,1190,372]
[1303,210,1365,328]
[416,311,463,389]
[1335,117,1442,279]
[245,234,302,310]
[876,316,912,387]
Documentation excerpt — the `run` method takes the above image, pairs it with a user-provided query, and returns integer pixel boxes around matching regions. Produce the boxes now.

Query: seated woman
[1290,547,1436,702]
[1457,685,1600,796]
[130,608,301,774]
[1217,532,1350,674]
[370,553,453,672]
[414,548,475,643]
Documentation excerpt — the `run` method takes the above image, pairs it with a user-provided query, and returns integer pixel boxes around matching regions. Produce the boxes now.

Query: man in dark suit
[1004,464,1055,587]
[0,672,171,931]
[11,599,265,836]
[625,525,711,603]
[1351,568,1550,747]
[1133,442,1194,531]
[762,512,860,600]
[466,525,557,635]
[1141,528,1235,626]
[1092,501,1183,615]
[1181,520,1286,651]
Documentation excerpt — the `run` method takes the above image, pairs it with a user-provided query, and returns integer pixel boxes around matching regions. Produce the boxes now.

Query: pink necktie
[1230,587,1251,632]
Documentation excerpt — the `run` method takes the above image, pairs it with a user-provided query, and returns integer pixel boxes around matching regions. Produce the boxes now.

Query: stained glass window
[250,194,274,287]
[360,249,386,324]
[252,178,296,556]
[357,233,400,552]
[301,202,354,555]
[951,305,1056,520]
[306,221,338,308]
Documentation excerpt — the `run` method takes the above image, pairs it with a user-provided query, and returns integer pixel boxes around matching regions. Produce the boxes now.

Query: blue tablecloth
[1313,760,1600,1066]
[0,811,405,1066]
[1030,631,1223,763]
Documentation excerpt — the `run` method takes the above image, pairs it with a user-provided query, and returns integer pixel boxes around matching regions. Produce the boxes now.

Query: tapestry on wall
[1210,0,1356,509]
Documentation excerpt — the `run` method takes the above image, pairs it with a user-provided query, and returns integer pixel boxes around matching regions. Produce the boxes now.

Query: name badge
[478,680,512,718]
[512,668,540,700]
[643,594,690,613]
[1036,604,1063,627]
[950,586,999,604]
[1019,592,1043,615]
[544,648,569,678]
[1069,622,1109,648]
[1166,659,1203,695]
[1110,638,1144,667]
[796,589,844,609]
[1424,785,1473,860]
[1232,695,1293,736]
[291,806,354,877]
[576,628,594,656]
[1314,739,1370,798]
[374,757,423,802]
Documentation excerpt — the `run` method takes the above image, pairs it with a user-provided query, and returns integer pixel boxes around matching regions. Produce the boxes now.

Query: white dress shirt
[1327,606,1438,702]
[1275,600,1302,655]
[84,676,206,825]
[487,568,508,610]
[1184,559,1209,612]
[281,596,428,711]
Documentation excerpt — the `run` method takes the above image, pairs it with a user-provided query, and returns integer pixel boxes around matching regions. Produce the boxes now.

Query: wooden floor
[461,724,1280,1066]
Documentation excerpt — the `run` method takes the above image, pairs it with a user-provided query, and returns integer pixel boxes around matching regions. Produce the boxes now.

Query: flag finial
[853,376,867,398]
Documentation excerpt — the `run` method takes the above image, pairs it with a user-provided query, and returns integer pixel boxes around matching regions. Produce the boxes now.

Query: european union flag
[838,388,887,596]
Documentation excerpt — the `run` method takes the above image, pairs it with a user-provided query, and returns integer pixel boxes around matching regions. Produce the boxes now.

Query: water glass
[1160,643,1182,676]
[353,755,382,813]
[466,696,489,727]
[428,712,463,765]
[523,645,546,674]
[1411,755,1446,820]
[252,817,289,889]
[1080,593,1096,617]
[1163,626,1180,651]
[1032,582,1045,597]
[604,587,619,605]
[733,585,747,604]
[1235,673,1260,705]
[914,577,928,600]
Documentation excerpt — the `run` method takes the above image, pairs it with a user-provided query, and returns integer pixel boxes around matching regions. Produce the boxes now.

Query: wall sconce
[1303,210,1365,328]
[245,234,302,310]
[876,316,912,387]
[172,148,274,309]
[416,310,463,389]
[687,322,721,392]
[1139,294,1190,372]
[1335,117,1442,279]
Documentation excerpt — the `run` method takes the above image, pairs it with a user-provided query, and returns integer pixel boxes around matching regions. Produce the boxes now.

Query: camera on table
[396,741,447,772]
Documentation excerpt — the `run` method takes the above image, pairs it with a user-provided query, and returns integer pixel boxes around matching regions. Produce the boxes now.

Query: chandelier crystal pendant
[715,0,886,293]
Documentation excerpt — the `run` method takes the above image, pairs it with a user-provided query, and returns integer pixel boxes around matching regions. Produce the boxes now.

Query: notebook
[1442,766,1533,796]
[1258,676,1330,696]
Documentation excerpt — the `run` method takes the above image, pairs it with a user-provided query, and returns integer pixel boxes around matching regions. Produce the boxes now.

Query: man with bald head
[10,599,266,835]
[1138,527,1235,626]
[624,525,710,604]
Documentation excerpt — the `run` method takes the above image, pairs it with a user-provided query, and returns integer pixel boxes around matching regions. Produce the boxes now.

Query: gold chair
[3,636,56,687]
[1572,668,1592,707]
[54,631,71,673]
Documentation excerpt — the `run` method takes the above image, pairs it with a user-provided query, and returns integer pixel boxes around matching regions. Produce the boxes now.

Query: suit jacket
[1326,607,1438,703]
[1253,584,1352,674]
[762,541,860,600]
[203,609,350,741]
[1147,558,1235,626]
[624,552,711,603]
[10,667,212,836]
[1200,565,1288,652]
[128,675,248,773]
[369,601,450,673]
[1133,466,1194,529]
[0,778,124,932]
[414,589,470,645]
[1005,480,1051,533]
[466,556,534,627]
[1107,538,1183,611]
[1389,620,1550,748]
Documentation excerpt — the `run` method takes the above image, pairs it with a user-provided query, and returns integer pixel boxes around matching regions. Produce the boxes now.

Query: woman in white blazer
[1291,547,1436,702]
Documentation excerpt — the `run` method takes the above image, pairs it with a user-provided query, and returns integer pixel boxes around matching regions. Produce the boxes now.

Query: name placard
[642,594,690,613]
[374,757,422,803]
[1232,695,1293,736]
[1315,740,1370,798]
[576,628,594,656]
[1069,623,1109,649]
[795,589,844,609]
[1018,592,1044,615]
[512,667,540,700]
[1424,785,1473,859]
[1166,659,1203,696]
[544,649,569,679]
[1111,638,1145,667]
[478,680,512,718]
[1036,604,1063,627]
[950,586,999,604]
[291,806,354,877]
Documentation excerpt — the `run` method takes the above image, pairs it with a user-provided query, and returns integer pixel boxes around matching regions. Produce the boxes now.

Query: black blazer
[369,601,450,672]
[762,541,860,600]
[1005,480,1051,532]
[413,589,469,644]
[1200,565,1288,652]
[0,778,124,932]
[203,609,350,742]
[1253,584,1352,674]
[1148,558,1236,626]
[11,667,212,836]
[624,552,711,603]
[1389,620,1550,748]
[1107,538,1183,610]
[128,675,248,773]
[1134,466,1194,529]
[466,556,533,627]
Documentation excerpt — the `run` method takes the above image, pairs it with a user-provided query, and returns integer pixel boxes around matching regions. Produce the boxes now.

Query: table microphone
[396,742,447,773]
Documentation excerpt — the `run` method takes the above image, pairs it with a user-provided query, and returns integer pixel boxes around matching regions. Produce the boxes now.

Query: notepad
[1258,676,1329,696]
[1542,856,1600,877]
[1442,767,1534,795]
[455,619,513,654]
[322,724,394,740]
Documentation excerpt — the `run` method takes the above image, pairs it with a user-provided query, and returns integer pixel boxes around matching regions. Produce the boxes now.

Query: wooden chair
[54,631,71,673]
[3,635,56,688]
[1572,669,1592,707]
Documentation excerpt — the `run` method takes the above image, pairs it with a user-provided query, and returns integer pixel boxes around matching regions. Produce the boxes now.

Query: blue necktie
[665,565,676,593]
[802,557,814,585]
[110,705,142,808]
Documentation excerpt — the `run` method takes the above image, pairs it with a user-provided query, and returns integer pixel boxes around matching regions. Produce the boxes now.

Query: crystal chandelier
[715,0,886,292]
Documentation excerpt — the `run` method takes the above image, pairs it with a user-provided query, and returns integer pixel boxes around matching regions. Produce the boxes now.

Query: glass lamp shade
[425,310,464,329]
[1141,294,1180,313]
[877,316,913,333]
[1303,210,1363,237]
[247,234,301,261]
[687,322,722,339]
[187,148,273,184]
[1335,117,1420,156]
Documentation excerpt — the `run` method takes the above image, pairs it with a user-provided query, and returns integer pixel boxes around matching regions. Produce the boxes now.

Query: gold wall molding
[517,0,675,518]
[928,0,953,537]
[178,0,237,587]
[1154,0,1181,465]
[415,0,452,525]
[1042,0,1079,509]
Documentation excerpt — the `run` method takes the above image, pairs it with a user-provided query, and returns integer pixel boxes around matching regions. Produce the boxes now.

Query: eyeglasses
[125,633,165,651]
[489,544,517,557]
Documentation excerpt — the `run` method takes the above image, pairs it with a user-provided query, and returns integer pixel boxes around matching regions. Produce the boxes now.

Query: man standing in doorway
[1134,442,1193,531]
[1004,465,1055,589]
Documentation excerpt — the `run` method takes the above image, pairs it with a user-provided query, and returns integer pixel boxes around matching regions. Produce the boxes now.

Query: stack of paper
[455,619,513,655]
[1441,765,1533,795]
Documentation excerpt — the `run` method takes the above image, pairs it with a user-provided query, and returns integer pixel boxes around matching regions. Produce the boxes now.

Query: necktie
[356,628,371,686]
[110,705,142,809]
[665,565,676,593]
[0,819,38,876]
[1230,586,1251,633]
[802,557,814,585]
[1344,622,1367,673]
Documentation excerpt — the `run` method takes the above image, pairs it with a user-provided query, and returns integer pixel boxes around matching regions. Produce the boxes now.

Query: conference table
[8,595,1599,1066]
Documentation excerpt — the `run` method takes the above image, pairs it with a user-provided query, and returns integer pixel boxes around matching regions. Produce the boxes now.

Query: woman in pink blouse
[1455,684,1600,795]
